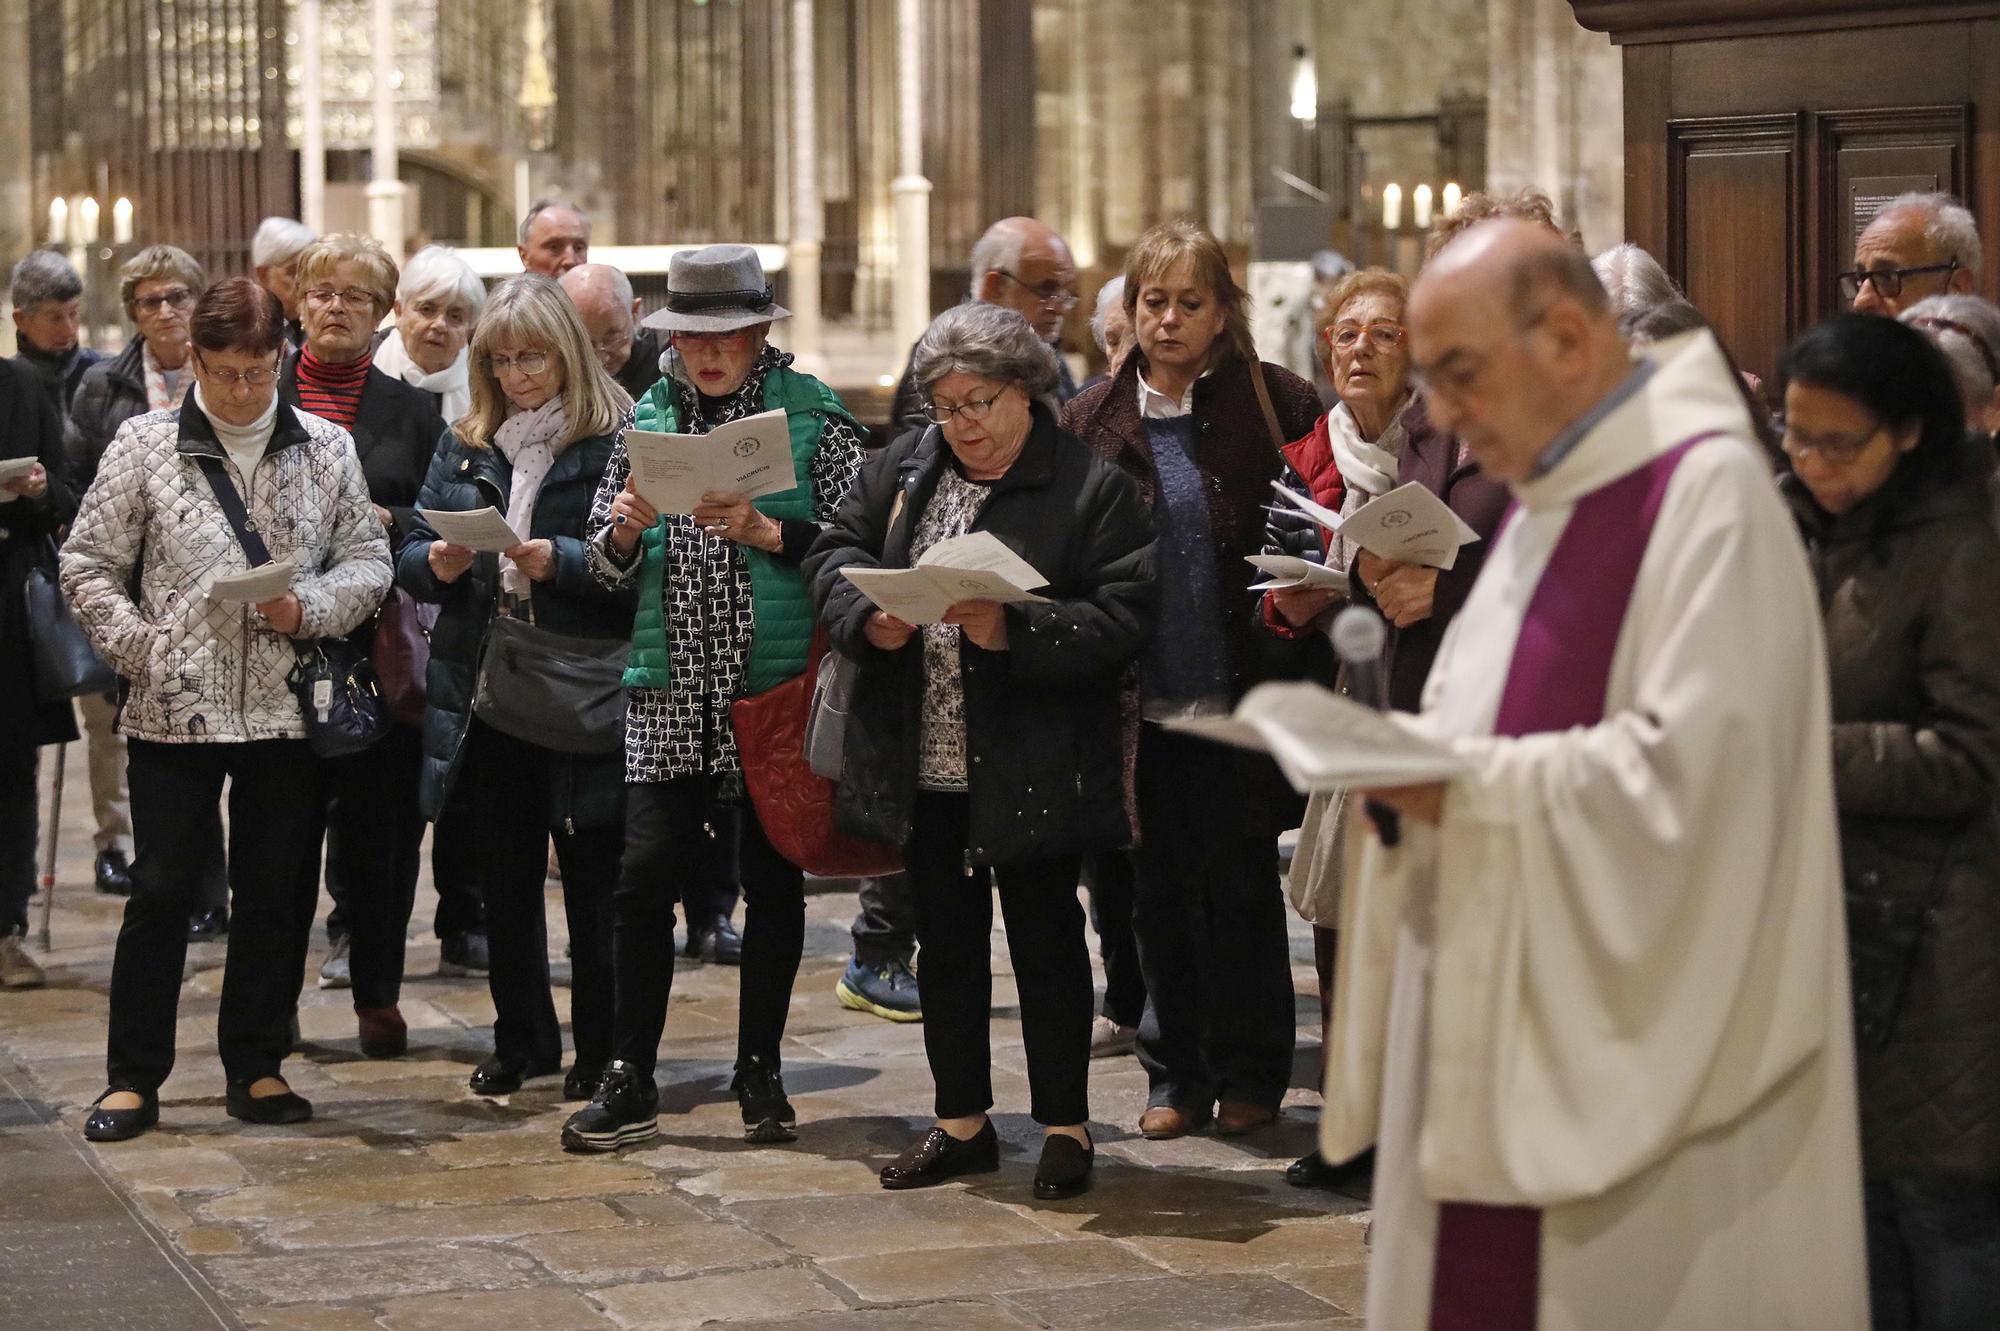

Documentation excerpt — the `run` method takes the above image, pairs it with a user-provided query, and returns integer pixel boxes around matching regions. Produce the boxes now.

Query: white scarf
[492,393,570,599]
[374,329,472,422]
[1326,394,1411,574]
[144,342,192,413]
[193,382,280,488]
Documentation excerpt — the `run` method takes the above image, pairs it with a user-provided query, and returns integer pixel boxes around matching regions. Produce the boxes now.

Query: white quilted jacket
[60,402,392,743]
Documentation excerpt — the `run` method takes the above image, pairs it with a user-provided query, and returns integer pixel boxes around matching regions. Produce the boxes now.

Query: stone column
[0,0,31,354]
[364,0,407,254]
[1486,0,1623,250]
[892,0,932,351]
[300,0,326,232]
[787,0,825,373]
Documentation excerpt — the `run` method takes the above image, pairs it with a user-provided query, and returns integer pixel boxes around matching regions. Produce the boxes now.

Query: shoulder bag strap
[194,455,274,566]
[1247,359,1288,457]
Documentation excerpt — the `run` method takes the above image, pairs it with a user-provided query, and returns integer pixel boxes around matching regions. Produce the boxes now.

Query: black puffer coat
[0,360,81,748]
[1787,453,2000,1181]
[64,339,153,496]
[396,425,635,830]
[806,407,1155,865]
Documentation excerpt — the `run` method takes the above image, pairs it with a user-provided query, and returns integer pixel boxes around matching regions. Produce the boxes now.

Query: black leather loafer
[83,1088,158,1142]
[226,1081,312,1125]
[880,1119,1000,1190]
[468,1053,559,1097]
[1032,1133,1094,1200]
[1288,1146,1375,1197]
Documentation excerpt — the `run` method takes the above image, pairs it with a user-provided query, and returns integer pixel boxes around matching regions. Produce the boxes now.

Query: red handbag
[731,631,903,877]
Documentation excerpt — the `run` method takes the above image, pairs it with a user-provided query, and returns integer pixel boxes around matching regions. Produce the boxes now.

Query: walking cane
[38,743,65,952]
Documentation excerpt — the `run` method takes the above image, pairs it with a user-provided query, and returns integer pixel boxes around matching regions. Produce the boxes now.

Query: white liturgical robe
[1321,331,1868,1329]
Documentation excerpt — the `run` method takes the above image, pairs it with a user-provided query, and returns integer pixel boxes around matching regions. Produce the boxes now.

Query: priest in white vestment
[1325,220,1868,1329]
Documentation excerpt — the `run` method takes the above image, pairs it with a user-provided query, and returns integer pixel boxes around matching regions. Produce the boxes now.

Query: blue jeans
[1866,1177,2000,1330]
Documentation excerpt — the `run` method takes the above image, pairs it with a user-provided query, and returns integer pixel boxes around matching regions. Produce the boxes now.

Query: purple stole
[1427,433,1716,1331]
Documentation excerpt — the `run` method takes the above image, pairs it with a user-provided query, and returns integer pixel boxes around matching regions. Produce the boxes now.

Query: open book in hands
[623,409,798,514]
[1164,680,1468,792]
[839,530,1050,626]
[1272,480,1481,570]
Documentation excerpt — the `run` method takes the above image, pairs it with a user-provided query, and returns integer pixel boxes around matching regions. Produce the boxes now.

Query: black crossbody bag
[197,455,389,757]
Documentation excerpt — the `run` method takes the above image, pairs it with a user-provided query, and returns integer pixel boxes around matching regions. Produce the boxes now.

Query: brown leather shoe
[1215,1101,1278,1136]
[1138,1105,1210,1140]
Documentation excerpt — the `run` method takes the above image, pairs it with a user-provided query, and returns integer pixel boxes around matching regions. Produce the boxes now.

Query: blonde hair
[295,233,399,321]
[458,273,632,449]
[1425,187,1572,261]
[1122,219,1256,367]
[118,245,206,316]
[1314,268,1408,374]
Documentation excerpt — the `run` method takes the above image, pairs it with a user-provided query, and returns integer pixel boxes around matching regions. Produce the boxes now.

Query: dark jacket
[1347,397,1511,710]
[1787,456,2000,1182]
[280,355,446,556]
[397,425,636,831]
[890,325,1079,441]
[64,338,154,497]
[12,342,103,419]
[616,327,666,402]
[806,406,1155,865]
[0,360,81,748]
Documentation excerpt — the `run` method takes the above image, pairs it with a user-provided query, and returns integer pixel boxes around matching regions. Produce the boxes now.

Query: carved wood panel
[1667,113,1805,376]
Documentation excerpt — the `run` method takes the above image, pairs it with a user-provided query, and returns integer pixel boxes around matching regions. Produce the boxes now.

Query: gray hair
[1879,192,1983,274]
[518,198,590,247]
[1592,243,1680,331]
[398,244,487,321]
[1090,276,1126,354]
[1902,293,2000,409]
[967,219,1028,290]
[909,302,1061,405]
[251,216,316,269]
[10,249,83,308]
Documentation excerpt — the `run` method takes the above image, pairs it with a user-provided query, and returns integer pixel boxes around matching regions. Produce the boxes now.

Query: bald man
[1848,192,1981,317]
[887,216,1080,439]
[1321,220,1865,1327]
[560,263,664,400]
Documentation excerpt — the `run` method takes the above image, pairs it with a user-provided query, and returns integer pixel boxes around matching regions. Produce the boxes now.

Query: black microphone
[1332,605,1401,848]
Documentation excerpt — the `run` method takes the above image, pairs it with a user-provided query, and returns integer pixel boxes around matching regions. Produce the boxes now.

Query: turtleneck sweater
[194,382,282,487]
[295,347,371,429]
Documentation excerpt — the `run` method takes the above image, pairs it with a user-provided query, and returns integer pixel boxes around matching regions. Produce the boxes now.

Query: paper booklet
[624,409,798,515]
[421,505,524,553]
[0,456,38,485]
[1271,480,1481,570]
[1164,680,1470,792]
[1245,554,1349,594]
[840,530,1050,626]
[208,560,296,605]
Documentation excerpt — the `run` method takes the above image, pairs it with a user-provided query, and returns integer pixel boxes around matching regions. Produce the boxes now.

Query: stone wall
[1486,0,1625,252]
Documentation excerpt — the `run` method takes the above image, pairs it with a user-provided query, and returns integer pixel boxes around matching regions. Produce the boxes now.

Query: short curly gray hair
[908,302,1060,403]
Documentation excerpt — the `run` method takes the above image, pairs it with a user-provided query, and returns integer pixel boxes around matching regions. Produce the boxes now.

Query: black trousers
[427,795,485,939]
[682,802,743,927]
[0,743,36,933]
[1085,848,1146,1028]
[907,792,1092,1127]
[851,872,917,967]
[1866,1176,2000,1331]
[1131,724,1296,1113]
[108,739,319,1092]
[293,724,426,1008]
[463,720,618,1072]
[612,777,803,1077]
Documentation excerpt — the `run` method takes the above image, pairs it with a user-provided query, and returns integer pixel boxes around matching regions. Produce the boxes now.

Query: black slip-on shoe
[83,1088,158,1142]
[225,1081,312,1126]
[879,1119,999,1190]
[1033,1133,1094,1200]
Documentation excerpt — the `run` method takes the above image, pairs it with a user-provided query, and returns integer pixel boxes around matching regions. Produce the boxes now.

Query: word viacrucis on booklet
[1270,479,1481,570]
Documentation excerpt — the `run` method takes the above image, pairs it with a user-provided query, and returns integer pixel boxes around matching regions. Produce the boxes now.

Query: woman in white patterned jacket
[59,277,391,1143]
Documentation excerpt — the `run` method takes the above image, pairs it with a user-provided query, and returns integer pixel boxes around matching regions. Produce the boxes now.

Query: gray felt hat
[640,244,791,334]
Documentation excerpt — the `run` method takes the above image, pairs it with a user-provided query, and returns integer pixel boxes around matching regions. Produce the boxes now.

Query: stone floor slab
[822,1237,1165,1302]
[377,1287,616,1331]
[1000,1271,1344,1330]
[201,1248,536,1304]
[268,1198,627,1249]
[590,1267,847,1329]
[727,1188,1057,1260]
[513,1220,788,1282]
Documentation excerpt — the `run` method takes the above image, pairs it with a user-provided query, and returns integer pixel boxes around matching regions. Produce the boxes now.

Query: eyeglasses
[1774,416,1886,465]
[135,288,194,313]
[305,287,380,310]
[195,353,281,389]
[1838,260,1958,302]
[670,330,756,351]
[993,270,1080,312]
[1329,321,1407,353]
[486,350,550,377]
[922,385,1013,424]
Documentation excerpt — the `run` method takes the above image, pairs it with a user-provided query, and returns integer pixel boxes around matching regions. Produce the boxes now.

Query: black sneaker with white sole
[731,1054,797,1143]
[560,1060,659,1153]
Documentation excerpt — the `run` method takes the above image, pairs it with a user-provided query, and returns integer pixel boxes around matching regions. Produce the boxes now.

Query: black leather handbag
[197,455,390,758]
[23,538,116,701]
[473,611,629,755]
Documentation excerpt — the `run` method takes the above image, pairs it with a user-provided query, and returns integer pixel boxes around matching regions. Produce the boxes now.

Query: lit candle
[1413,184,1434,231]
[1442,182,1463,218]
[47,196,67,244]
[113,197,134,245]
[78,196,100,244]
[1382,183,1403,231]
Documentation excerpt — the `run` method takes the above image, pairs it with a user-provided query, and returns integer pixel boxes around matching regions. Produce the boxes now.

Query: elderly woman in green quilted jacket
[561,245,865,1154]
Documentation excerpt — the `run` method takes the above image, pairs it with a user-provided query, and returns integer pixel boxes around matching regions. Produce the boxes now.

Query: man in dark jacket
[10,251,102,419]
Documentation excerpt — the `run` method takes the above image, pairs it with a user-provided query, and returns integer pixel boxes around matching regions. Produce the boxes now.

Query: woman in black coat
[1778,315,2000,1329]
[397,274,635,1101]
[0,359,78,989]
[808,303,1155,1201]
